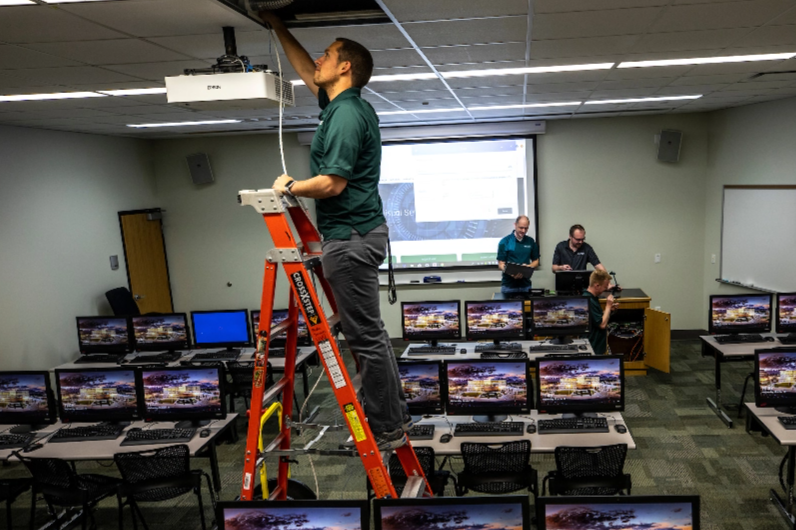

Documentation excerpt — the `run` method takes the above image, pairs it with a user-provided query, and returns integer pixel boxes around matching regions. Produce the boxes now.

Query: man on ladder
[260,10,409,451]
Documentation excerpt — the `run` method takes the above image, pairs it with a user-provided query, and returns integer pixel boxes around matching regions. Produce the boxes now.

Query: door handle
[134,294,145,300]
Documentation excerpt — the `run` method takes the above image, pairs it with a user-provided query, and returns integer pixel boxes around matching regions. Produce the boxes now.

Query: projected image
[447,362,527,408]
[399,364,440,407]
[544,502,694,530]
[533,298,589,330]
[142,369,222,414]
[0,374,48,415]
[223,506,362,530]
[379,139,531,269]
[539,358,622,407]
[133,315,187,345]
[380,502,524,530]
[78,318,129,346]
[58,371,137,413]
[779,295,796,330]
[403,302,459,338]
[758,351,796,399]
[711,295,771,331]
[466,302,524,338]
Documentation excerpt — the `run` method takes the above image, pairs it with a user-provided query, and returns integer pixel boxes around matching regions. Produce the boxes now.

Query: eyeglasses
[572,237,585,242]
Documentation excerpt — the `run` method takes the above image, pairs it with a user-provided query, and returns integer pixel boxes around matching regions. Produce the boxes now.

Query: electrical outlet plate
[654,253,661,263]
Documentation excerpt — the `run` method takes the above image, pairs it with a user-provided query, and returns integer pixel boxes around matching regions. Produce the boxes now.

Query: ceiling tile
[632,28,750,54]
[0,45,83,69]
[290,25,410,53]
[532,8,663,40]
[102,60,215,82]
[667,73,750,85]
[649,0,795,32]
[530,36,638,60]
[0,66,143,89]
[149,30,275,61]
[371,48,426,69]
[23,39,191,66]
[588,87,660,98]
[729,25,796,48]
[384,0,529,21]
[595,77,672,90]
[0,5,125,43]
[423,42,527,65]
[403,17,528,47]
[533,0,668,14]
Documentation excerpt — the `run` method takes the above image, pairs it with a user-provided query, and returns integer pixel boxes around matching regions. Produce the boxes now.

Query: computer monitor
[555,269,590,294]
[132,313,190,352]
[754,349,796,414]
[54,368,140,424]
[709,293,772,335]
[138,366,226,428]
[218,500,369,530]
[536,355,625,417]
[252,309,311,347]
[531,296,590,344]
[464,300,525,345]
[191,309,250,353]
[401,301,461,346]
[374,496,529,530]
[537,495,700,530]
[398,360,445,416]
[0,371,57,433]
[777,293,796,334]
[445,359,530,422]
[76,316,132,355]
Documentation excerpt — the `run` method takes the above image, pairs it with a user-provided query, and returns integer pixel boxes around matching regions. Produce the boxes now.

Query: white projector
[165,71,295,111]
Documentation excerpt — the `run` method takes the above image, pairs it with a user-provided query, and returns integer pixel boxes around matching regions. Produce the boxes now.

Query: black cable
[387,237,397,305]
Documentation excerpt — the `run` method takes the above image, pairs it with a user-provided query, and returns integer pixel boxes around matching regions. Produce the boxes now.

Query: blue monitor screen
[192,310,249,347]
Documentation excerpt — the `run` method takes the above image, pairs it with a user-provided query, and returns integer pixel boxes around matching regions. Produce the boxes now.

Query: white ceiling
[0,0,795,137]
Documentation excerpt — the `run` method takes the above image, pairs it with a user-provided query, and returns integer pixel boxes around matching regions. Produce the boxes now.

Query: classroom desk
[745,404,796,529]
[700,334,786,428]
[399,339,594,361]
[4,415,237,493]
[410,412,634,456]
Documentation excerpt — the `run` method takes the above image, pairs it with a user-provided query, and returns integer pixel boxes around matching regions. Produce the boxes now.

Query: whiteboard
[721,186,796,292]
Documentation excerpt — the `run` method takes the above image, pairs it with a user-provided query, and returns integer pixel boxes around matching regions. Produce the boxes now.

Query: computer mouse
[200,429,211,438]
[460,348,467,354]
[526,424,536,434]
[578,344,588,351]
[128,427,142,433]
[614,424,627,434]
[23,443,43,453]
[439,434,453,444]
[765,336,776,342]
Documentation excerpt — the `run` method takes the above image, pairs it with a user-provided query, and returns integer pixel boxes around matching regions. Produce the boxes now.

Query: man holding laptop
[497,215,539,294]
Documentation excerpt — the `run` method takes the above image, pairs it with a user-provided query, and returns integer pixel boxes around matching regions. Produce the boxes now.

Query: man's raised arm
[259,11,319,98]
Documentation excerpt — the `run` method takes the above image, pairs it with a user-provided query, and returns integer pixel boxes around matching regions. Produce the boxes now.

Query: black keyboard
[453,422,524,437]
[537,417,609,434]
[0,433,34,449]
[407,346,457,355]
[191,351,240,361]
[714,334,766,344]
[407,424,435,441]
[49,423,125,443]
[126,352,183,364]
[74,354,125,364]
[121,427,196,446]
[268,348,288,358]
[475,343,523,352]
[529,344,580,352]
[778,416,796,430]
[480,351,528,359]
[779,334,796,345]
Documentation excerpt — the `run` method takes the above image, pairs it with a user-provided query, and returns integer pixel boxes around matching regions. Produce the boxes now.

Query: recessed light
[126,119,242,128]
[0,1,35,5]
[585,95,702,105]
[98,88,167,96]
[618,53,796,69]
[0,91,107,102]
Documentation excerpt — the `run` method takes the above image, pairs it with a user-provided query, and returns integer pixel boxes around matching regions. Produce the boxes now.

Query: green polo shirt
[585,291,608,355]
[497,232,540,289]
[310,87,385,240]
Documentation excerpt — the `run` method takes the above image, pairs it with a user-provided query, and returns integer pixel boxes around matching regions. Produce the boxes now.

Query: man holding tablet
[497,215,540,294]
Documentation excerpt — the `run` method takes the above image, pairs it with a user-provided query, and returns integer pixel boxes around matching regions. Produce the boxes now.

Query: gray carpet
[2,339,791,529]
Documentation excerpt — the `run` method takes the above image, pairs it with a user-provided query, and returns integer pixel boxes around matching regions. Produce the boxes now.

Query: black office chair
[0,478,32,529]
[105,287,140,317]
[226,361,274,414]
[114,444,213,530]
[15,453,121,530]
[367,447,453,498]
[542,444,632,496]
[455,441,538,498]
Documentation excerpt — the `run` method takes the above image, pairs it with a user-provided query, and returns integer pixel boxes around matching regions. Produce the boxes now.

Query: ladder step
[401,476,427,498]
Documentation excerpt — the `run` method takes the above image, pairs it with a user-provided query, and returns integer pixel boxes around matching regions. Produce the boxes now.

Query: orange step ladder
[237,188,431,501]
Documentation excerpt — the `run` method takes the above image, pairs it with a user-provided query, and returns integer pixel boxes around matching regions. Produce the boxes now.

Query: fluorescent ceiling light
[470,101,582,110]
[619,52,796,69]
[41,0,112,3]
[126,119,242,128]
[0,91,107,102]
[0,1,35,5]
[442,63,615,79]
[585,95,702,105]
[98,88,167,96]
[379,107,464,116]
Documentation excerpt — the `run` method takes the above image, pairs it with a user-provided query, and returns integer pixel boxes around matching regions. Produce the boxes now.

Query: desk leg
[209,441,221,493]
[770,446,796,529]
[706,350,733,428]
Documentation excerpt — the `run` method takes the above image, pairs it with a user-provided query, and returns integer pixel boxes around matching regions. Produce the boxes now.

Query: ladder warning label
[319,340,346,389]
[253,367,265,388]
[367,467,390,496]
[290,271,321,327]
[243,473,252,491]
[344,403,366,442]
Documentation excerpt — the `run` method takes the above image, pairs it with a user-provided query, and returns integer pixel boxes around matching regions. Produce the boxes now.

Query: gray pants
[321,223,406,433]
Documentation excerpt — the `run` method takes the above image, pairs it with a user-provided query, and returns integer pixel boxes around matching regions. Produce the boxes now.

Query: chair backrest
[16,455,76,491]
[105,287,140,316]
[114,444,190,485]
[554,444,628,481]
[461,440,531,474]
[388,446,435,482]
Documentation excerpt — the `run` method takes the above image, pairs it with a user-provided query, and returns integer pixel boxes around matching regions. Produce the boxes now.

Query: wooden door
[643,308,671,373]
[119,209,174,314]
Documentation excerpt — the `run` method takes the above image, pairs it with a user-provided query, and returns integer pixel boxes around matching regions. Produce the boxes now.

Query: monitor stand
[175,419,211,429]
[472,414,507,423]
[549,336,574,345]
[9,424,49,434]
[775,406,796,415]
[212,346,241,355]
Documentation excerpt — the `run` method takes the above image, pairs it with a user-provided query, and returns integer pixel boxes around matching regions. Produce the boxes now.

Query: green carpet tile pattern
[1,339,792,529]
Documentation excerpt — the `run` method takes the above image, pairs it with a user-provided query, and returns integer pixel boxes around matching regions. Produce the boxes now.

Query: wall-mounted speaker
[657,130,682,163]
[186,152,214,185]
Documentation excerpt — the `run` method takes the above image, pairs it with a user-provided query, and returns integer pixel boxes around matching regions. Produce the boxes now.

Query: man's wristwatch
[285,179,296,197]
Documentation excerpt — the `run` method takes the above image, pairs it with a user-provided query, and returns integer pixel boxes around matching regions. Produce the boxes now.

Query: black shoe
[374,428,407,451]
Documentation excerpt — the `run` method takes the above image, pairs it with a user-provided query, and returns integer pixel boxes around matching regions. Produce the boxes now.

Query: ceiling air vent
[218,0,390,28]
